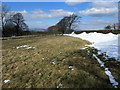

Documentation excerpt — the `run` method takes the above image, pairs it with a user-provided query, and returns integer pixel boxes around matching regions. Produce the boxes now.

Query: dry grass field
[2,35,118,88]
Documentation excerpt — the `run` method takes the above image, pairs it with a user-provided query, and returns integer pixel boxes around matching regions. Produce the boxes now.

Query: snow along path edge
[93,54,119,88]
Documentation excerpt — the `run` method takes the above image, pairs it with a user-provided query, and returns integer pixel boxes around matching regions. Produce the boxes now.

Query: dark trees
[1,3,9,36]
[104,23,120,30]
[113,24,116,30]
[12,13,26,35]
[57,14,81,34]
[105,25,112,30]
[67,14,81,31]
[1,3,29,37]
[2,12,29,36]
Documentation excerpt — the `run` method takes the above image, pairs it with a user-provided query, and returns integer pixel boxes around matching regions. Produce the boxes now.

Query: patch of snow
[71,32,75,34]
[93,54,104,67]
[71,68,74,70]
[68,66,73,69]
[4,80,10,83]
[39,73,42,76]
[65,32,120,61]
[67,32,117,43]
[50,61,56,65]
[16,45,36,50]
[57,83,62,88]
[21,45,28,47]
[68,66,74,70]
[76,33,119,88]
[26,47,33,49]
[93,54,119,88]
[105,68,119,88]
[16,47,20,49]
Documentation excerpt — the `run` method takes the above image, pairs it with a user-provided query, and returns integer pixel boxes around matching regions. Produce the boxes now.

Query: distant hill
[29,28,48,32]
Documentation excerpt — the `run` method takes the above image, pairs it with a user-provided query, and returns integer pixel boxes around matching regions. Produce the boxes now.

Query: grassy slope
[2,35,112,88]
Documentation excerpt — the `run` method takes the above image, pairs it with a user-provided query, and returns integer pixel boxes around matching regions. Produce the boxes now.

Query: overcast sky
[3,0,118,30]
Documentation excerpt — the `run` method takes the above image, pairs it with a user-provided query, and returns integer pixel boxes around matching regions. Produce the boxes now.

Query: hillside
[2,35,119,88]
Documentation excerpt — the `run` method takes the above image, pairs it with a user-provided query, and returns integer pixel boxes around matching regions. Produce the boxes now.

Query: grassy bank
[80,47,120,88]
[2,35,118,88]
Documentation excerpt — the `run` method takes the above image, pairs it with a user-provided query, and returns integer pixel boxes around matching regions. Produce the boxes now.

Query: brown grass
[2,35,113,88]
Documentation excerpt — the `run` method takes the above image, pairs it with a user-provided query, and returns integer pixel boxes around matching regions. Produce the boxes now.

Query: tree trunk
[2,18,5,36]
[15,24,19,36]
[113,24,116,30]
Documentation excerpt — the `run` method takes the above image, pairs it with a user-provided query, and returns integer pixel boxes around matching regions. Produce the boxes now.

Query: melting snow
[68,66,73,69]
[57,83,62,88]
[93,54,119,88]
[65,32,119,61]
[65,32,119,88]
[4,80,10,83]
[16,45,36,50]
[105,68,119,88]
[93,54,104,67]
[71,68,74,70]
[50,61,56,65]
[68,66,74,70]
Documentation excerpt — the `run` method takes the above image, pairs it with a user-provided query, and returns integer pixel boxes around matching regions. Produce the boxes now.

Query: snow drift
[65,32,119,61]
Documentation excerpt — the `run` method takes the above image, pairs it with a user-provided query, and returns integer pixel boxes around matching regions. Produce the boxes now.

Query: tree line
[1,3,80,37]
[1,3,119,37]
[105,23,120,30]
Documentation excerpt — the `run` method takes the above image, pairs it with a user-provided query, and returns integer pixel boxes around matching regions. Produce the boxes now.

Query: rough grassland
[2,35,112,88]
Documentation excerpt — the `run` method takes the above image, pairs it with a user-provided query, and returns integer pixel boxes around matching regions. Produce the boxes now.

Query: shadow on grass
[60,48,112,88]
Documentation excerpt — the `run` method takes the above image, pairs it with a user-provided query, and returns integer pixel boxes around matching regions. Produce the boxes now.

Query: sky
[2,0,118,30]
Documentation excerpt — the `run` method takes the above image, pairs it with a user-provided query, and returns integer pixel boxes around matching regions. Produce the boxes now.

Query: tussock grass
[2,35,113,88]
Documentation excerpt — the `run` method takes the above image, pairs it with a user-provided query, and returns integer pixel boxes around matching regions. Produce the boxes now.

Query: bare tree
[21,22,29,31]
[3,13,29,36]
[56,14,81,34]
[1,3,29,36]
[48,14,81,35]
[11,13,25,35]
[1,3,9,32]
[67,14,81,31]
[113,24,116,30]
